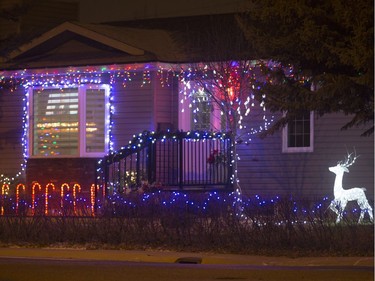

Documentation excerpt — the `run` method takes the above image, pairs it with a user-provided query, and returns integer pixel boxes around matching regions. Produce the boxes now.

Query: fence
[100,131,233,195]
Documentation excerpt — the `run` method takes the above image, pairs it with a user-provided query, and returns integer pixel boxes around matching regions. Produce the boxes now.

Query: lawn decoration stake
[328,152,374,223]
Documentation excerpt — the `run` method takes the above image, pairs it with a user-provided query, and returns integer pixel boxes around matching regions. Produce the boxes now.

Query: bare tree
[174,15,269,214]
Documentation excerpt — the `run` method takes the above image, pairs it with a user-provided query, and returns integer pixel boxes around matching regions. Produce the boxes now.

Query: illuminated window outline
[178,82,221,132]
[191,90,212,131]
[282,111,314,153]
[28,84,110,158]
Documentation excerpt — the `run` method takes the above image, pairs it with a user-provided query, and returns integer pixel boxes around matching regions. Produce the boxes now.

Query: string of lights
[0,62,275,185]
[0,181,366,225]
[0,62,326,223]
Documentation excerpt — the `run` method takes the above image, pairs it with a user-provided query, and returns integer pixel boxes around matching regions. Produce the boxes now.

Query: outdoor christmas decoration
[328,152,374,223]
[207,149,226,165]
[0,61,274,189]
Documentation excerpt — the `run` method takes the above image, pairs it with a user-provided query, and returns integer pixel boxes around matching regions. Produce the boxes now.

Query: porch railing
[98,131,233,194]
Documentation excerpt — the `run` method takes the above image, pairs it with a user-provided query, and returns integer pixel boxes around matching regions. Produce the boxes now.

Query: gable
[9,30,153,68]
[2,22,157,69]
[1,14,251,70]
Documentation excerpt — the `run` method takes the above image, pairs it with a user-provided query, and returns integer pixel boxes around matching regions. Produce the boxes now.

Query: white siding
[0,88,25,179]
[111,72,178,150]
[111,76,154,150]
[237,111,374,200]
[0,70,372,202]
[153,73,179,131]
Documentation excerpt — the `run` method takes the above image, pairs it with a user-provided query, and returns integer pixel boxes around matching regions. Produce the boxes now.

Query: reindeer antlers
[338,148,360,168]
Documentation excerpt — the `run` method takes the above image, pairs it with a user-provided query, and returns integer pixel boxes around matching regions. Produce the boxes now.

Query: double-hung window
[282,111,314,153]
[29,84,110,157]
[191,91,211,131]
[179,83,223,132]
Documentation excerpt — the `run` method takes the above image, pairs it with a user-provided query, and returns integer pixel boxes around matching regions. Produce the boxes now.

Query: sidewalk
[0,247,373,267]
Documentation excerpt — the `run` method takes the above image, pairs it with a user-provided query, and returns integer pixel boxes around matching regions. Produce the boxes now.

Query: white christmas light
[328,152,374,223]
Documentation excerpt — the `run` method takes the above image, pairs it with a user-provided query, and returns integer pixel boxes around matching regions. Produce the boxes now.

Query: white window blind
[30,85,109,157]
[85,88,106,153]
[33,88,79,156]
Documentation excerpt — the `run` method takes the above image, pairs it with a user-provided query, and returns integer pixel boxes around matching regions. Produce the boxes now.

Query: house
[0,14,373,209]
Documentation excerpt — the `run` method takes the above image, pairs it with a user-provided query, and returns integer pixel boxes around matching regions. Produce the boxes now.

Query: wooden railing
[98,131,233,194]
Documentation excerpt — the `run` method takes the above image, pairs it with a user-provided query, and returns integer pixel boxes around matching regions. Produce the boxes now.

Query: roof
[110,13,252,61]
[76,22,186,62]
[0,13,252,70]
[1,21,185,70]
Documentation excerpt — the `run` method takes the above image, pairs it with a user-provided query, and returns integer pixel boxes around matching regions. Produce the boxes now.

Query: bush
[0,193,373,256]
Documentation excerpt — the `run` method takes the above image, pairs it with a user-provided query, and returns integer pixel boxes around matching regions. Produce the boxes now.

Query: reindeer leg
[359,198,374,223]
[369,210,374,223]
[329,200,339,215]
[358,209,365,224]
[336,213,342,223]
[336,200,347,223]
[367,204,374,223]
[329,200,340,222]
[330,199,345,223]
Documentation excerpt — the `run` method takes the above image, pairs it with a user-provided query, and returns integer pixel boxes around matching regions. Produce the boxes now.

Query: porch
[98,131,233,194]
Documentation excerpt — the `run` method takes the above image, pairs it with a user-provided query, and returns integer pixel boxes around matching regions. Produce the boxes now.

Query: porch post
[179,136,183,189]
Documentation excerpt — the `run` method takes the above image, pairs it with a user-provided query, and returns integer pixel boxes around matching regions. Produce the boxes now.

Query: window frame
[28,84,110,158]
[191,90,212,131]
[178,81,221,132]
[282,111,314,153]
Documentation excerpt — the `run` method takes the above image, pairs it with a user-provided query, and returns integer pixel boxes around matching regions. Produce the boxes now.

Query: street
[0,257,373,281]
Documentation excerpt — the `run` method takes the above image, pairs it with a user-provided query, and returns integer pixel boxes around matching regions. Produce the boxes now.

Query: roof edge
[7,21,145,60]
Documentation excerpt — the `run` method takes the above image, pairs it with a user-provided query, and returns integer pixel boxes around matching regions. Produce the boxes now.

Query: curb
[0,247,373,267]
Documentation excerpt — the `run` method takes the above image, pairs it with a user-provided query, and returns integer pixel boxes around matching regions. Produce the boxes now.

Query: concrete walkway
[0,247,373,267]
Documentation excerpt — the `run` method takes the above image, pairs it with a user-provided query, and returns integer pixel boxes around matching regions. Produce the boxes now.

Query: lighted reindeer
[328,152,374,223]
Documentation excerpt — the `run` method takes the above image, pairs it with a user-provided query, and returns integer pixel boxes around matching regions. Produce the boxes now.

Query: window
[29,84,109,157]
[178,82,222,132]
[191,92,211,131]
[282,111,314,153]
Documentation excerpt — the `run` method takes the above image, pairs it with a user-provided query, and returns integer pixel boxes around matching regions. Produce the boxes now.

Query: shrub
[0,193,373,256]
